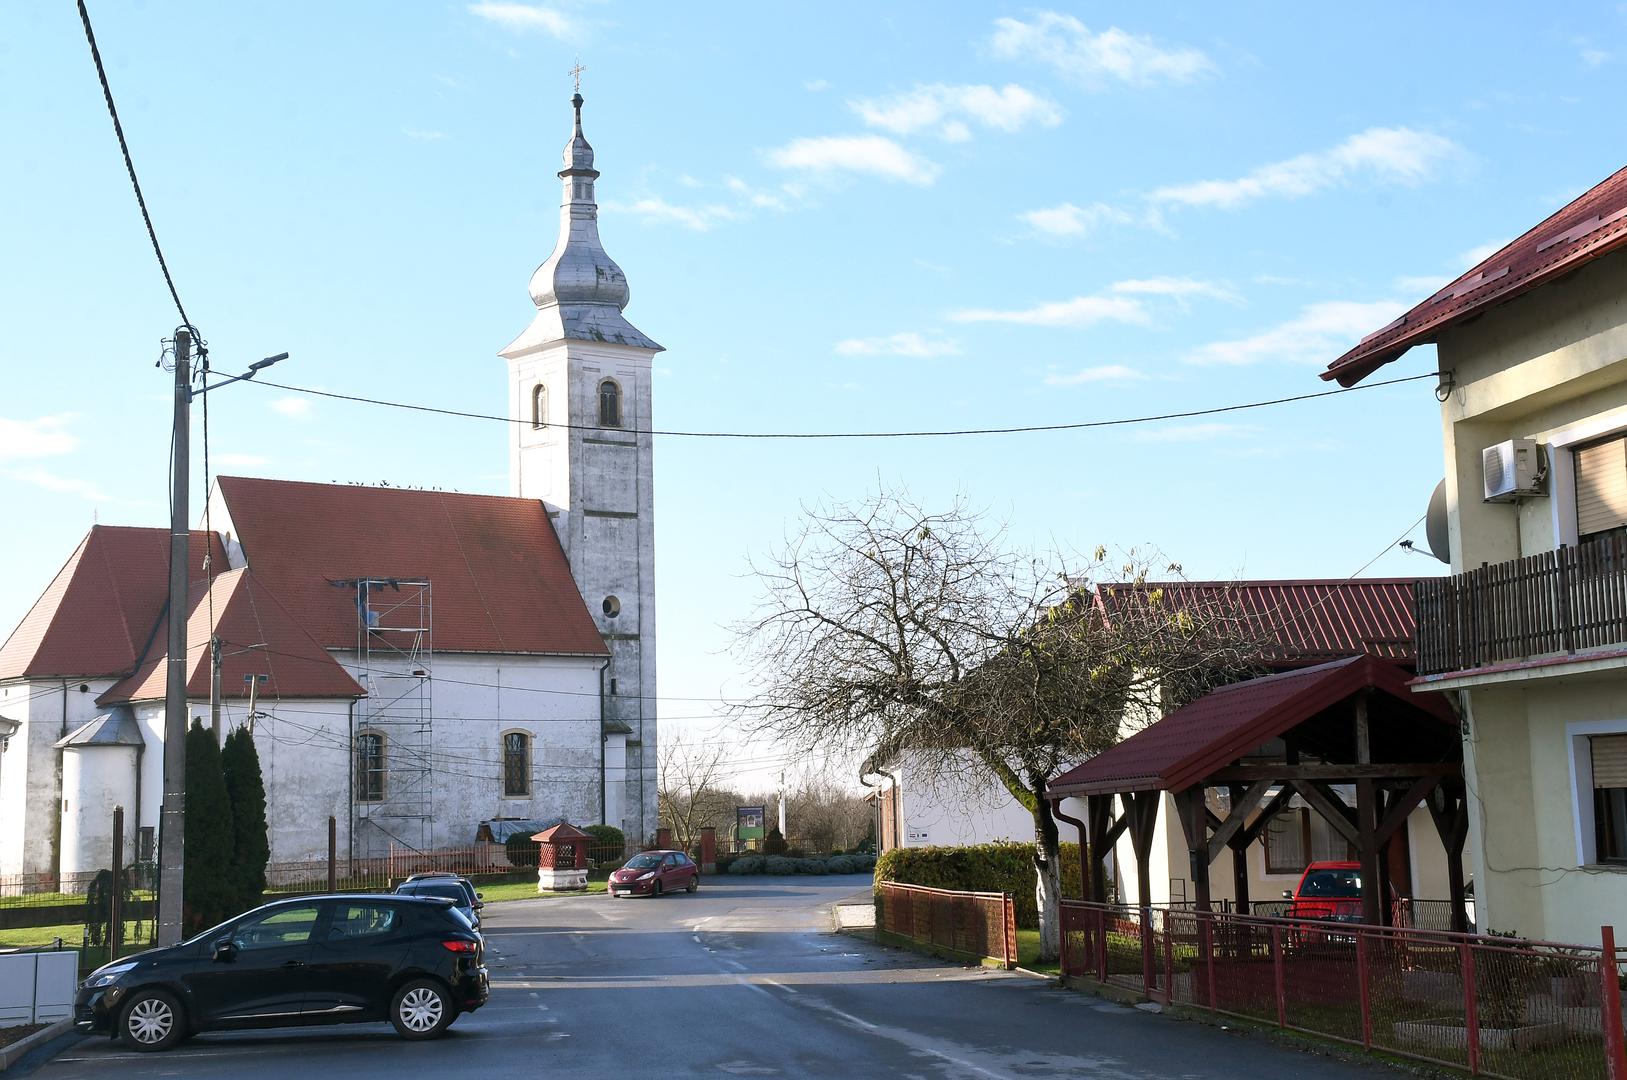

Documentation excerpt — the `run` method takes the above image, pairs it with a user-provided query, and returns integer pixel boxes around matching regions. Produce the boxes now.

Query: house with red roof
[870,578,1469,909]
[0,94,662,880]
[1324,164,1627,943]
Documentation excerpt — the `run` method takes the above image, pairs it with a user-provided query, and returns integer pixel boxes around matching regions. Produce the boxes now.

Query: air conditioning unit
[1482,439,1545,502]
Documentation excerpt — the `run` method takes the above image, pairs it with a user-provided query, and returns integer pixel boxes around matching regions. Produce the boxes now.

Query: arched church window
[598,379,622,428]
[531,384,547,429]
[356,731,386,803]
[502,731,532,797]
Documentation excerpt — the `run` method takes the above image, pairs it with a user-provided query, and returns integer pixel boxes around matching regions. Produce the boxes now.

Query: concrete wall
[0,679,115,879]
[59,746,138,878]
[1431,248,1627,943]
[507,337,659,844]
[876,754,1081,849]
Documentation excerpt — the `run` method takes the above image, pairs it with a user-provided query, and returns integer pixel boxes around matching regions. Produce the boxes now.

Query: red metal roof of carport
[1045,654,1458,798]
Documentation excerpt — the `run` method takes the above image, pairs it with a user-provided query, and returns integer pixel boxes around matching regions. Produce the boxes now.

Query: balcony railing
[1415,533,1627,675]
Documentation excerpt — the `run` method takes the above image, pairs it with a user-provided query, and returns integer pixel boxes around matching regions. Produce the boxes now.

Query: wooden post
[1356,930,1373,1049]
[1126,791,1160,994]
[1175,787,1213,913]
[327,815,338,892]
[1272,925,1286,1028]
[1602,925,1626,1080]
[1461,941,1481,1075]
[110,805,124,960]
[1227,784,1251,916]
[1354,693,1383,927]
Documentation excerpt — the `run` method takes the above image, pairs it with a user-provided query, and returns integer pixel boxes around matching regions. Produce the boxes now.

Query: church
[0,93,660,879]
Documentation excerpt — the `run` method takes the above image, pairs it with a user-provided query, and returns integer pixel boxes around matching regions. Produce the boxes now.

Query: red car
[1284,860,1364,923]
[608,851,699,898]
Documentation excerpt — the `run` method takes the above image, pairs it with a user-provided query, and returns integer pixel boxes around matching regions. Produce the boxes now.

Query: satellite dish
[1425,479,1450,564]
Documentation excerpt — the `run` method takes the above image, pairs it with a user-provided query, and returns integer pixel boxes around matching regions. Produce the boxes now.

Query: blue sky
[4,2,1625,782]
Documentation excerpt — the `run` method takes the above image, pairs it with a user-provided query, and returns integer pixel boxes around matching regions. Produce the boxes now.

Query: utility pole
[210,636,223,742]
[157,327,191,946]
[155,332,288,947]
[778,769,788,839]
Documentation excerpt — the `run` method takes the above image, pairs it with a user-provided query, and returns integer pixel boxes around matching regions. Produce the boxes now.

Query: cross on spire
[569,59,586,93]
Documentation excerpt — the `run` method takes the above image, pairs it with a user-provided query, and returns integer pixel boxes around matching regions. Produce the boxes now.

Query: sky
[3,2,1626,788]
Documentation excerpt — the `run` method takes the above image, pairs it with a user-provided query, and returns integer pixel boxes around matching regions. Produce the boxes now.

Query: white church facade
[0,93,660,880]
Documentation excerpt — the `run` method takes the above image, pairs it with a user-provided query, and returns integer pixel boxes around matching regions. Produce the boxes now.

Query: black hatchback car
[75,894,488,1051]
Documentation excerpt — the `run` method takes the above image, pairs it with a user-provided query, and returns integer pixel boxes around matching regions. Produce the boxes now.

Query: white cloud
[1134,422,1256,443]
[1582,47,1611,68]
[1394,274,1450,295]
[1020,201,1133,238]
[950,295,1147,328]
[271,397,314,419]
[991,12,1213,87]
[1110,277,1237,302]
[834,332,961,358]
[1186,300,1404,366]
[850,83,1062,141]
[1151,128,1462,210]
[213,452,271,468]
[466,2,572,35]
[611,197,740,231]
[403,129,446,141]
[6,466,114,503]
[804,78,830,92]
[766,135,939,185]
[1459,239,1506,268]
[1043,364,1148,386]
[0,415,78,461]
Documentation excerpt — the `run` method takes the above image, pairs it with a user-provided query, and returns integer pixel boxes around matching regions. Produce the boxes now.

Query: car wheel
[118,989,185,1052]
[390,979,454,1040]
[687,876,699,893]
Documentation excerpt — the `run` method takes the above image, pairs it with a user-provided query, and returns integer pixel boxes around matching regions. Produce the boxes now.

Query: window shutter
[1593,734,1627,789]
[1575,437,1627,537]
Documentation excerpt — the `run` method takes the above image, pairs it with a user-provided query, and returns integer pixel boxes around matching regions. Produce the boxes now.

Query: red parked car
[1284,861,1364,924]
[608,851,699,898]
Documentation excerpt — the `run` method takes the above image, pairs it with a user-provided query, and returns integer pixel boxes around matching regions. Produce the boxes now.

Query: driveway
[32,875,1400,1078]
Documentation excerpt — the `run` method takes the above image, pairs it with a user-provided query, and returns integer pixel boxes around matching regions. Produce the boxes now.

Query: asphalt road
[32,876,1401,1079]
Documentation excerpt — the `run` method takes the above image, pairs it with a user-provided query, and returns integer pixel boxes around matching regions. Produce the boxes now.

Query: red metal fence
[1060,900,1627,1079]
[875,882,1017,969]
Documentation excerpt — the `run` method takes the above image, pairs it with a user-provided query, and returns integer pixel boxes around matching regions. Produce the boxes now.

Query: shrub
[796,858,828,875]
[584,823,626,851]
[764,855,795,875]
[728,855,765,875]
[825,854,857,874]
[505,834,541,868]
[714,854,738,874]
[183,721,236,931]
[874,841,1084,930]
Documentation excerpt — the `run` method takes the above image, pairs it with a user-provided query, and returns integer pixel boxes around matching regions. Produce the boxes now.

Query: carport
[1046,654,1469,933]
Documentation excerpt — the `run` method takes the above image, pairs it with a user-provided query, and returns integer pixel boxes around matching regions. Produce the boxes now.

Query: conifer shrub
[183,721,237,931]
[763,826,788,856]
[221,727,270,912]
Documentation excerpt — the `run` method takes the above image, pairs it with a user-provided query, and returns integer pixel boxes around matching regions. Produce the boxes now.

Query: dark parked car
[395,875,483,930]
[608,850,698,897]
[75,894,488,1051]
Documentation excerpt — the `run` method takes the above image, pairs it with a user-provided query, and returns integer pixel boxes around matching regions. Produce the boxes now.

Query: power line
[243,371,1437,440]
[75,0,192,328]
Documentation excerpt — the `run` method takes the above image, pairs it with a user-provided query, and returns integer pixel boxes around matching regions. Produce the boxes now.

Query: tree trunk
[1032,795,1062,962]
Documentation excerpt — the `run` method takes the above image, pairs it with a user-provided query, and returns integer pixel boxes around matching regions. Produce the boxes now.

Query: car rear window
[1300,869,1362,898]
[403,882,468,902]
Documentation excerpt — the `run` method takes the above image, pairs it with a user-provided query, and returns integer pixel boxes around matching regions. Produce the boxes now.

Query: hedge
[726,853,877,876]
[873,841,1084,930]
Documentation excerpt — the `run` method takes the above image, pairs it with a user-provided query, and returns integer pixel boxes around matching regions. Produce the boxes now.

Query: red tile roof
[1045,655,1456,798]
[101,568,364,704]
[217,477,606,656]
[1323,164,1627,386]
[1094,578,1422,667]
[0,527,226,681]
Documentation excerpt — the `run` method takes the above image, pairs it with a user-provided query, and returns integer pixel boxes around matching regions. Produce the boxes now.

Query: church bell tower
[500,91,659,844]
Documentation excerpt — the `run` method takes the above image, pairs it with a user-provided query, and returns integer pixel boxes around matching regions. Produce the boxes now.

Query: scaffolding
[342,577,433,856]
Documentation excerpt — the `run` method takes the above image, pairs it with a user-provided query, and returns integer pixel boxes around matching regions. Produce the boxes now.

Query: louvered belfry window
[1575,436,1627,539]
[1592,734,1627,864]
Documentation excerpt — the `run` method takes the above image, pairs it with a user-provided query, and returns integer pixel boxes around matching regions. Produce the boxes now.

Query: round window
[602,595,621,618]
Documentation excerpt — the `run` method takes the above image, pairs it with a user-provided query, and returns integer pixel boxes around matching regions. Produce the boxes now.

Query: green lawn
[1016,929,1061,975]
[478,879,607,903]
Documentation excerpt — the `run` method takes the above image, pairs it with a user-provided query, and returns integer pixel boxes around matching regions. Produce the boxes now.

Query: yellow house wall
[1432,247,1627,944]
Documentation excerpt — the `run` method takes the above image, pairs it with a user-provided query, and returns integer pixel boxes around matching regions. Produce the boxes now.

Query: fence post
[1163,914,1175,1004]
[110,805,125,961]
[1356,930,1372,1049]
[1004,893,1017,969]
[1272,925,1286,1028]
[1460,941,1480,1075]
[1096,909,1108,982]
[1603,925,1627,1080]
[328,817,338,892]
[1203,914,1217,1008]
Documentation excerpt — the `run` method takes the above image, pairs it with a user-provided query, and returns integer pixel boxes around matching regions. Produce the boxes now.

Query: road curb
[0,1018,79,1074]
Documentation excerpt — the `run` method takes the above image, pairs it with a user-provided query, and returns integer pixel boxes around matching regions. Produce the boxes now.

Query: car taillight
[442,939,479,953]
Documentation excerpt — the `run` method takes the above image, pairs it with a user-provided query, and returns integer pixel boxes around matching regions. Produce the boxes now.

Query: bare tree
[732,487,1263,960]
[657,735,736,853]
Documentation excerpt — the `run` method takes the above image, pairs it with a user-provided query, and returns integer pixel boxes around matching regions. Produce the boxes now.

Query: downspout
[1050,797,1089,902]
[347,698,356,864]
[597,658,611,825]
[886,770,902,850]
[858,772,878,851]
